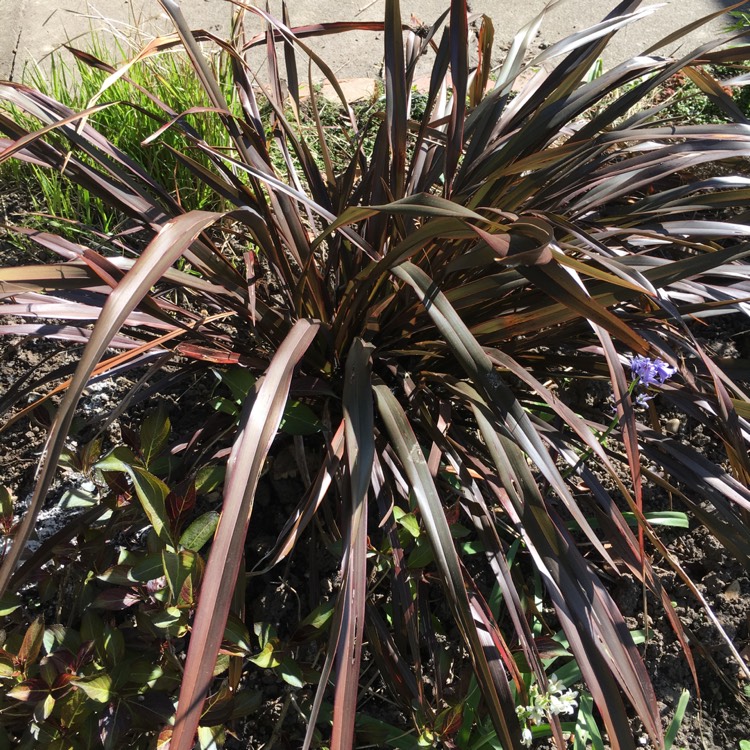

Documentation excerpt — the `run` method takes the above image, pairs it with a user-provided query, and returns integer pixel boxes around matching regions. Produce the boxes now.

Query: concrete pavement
[0,0,741,86]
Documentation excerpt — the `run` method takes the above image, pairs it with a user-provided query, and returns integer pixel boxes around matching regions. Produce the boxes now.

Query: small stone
[665,418,681,434]
[723,580,741,600]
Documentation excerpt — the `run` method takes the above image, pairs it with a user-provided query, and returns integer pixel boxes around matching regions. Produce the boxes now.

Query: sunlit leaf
[179,511,220,552]
[280,401,322,435]
[73,674,112,703]
[18,617,45,665]
[0,591,21,616]
[248,641,281,669]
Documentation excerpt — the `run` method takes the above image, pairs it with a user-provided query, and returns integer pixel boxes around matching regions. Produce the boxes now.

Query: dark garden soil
[1,194,749,749]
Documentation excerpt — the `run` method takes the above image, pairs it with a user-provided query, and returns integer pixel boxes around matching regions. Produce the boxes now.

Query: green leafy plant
[1,0,750,748]
[0,409,263,748]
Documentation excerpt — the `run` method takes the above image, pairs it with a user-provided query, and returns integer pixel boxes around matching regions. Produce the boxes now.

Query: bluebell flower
[634,392,653,407]
[630,356,676,387]
[652,359,676,383]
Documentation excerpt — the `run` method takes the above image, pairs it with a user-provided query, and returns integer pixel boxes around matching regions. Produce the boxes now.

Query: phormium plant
[1,0,749,747]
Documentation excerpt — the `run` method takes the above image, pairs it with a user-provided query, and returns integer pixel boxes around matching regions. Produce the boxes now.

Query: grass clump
[3,36,237,234]
[0,1,749,749]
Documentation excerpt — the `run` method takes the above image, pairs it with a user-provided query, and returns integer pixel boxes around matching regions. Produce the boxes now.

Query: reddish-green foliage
[1,1,749,748]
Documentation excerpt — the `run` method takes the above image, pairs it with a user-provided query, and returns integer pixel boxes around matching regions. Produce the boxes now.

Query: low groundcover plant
[1,0,749,748]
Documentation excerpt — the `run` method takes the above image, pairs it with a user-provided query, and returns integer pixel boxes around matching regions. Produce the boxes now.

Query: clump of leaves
[1,0,750,749]
[0,413,204,748]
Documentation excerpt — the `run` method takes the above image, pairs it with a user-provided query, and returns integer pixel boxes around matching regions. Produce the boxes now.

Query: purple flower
[634,392,653,407]
[652,359,676,383]
[630,356,676,387]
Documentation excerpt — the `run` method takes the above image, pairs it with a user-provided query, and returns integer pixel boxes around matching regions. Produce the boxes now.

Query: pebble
[723,579,741,600]
[665,418,681,434]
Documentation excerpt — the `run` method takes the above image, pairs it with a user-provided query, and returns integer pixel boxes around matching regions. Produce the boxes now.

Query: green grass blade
[574,692,605,750]
[664,689,690,750]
